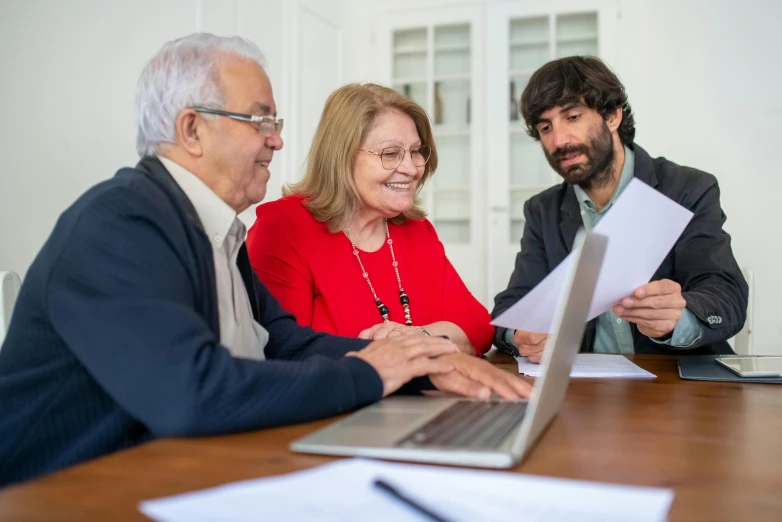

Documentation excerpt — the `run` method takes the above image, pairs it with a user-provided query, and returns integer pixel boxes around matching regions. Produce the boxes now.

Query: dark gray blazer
[492,143,748,356]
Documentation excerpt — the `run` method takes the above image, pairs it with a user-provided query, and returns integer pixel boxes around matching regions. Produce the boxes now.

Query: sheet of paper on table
[140,457,674,522]
[516,353,656,378]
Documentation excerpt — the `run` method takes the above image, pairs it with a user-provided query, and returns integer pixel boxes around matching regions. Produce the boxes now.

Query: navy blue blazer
[0,157,384,486]
[493,143,748,356]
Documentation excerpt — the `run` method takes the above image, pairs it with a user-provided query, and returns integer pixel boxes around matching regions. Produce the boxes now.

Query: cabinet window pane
[556,13,598,58]
[510,17,548,44]
[394,52,426,80]
[394,82,427,110]
[435,24,470,49]
[434,191,470,221]
[556,13,597,40]
[435,220,470,243]
[434,135,470,189]
[394,28,426,50]
[510,135,552,187]
[433,79,471,127]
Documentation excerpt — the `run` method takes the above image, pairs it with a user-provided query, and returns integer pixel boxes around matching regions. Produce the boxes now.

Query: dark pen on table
[373,477,456,522]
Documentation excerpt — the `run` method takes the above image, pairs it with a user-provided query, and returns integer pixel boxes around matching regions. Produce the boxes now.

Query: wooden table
[1,352,781,521]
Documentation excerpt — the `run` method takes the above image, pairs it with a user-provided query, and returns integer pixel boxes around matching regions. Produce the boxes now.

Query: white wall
[342,0,782,354]
[285,0,345,185]
[615,0,782,354]
[0,0,185,278]
[0,0,293,276]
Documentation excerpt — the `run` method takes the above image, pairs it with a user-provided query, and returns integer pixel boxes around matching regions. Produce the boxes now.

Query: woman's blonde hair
[285,83,438,232]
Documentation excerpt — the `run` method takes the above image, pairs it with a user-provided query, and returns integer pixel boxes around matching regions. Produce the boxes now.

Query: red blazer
[247,195,494,355]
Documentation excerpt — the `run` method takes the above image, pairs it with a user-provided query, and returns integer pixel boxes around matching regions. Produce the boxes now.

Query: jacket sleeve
[673,176,748,348]
[491,198,552,355]
[46,189,383,439]
[252,278,440,394]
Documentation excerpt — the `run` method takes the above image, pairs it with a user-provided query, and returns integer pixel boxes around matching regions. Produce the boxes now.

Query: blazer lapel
[558,184,592,352]
[559,184,582,252]
[134,156,221,335]
[237,245,261,321]
[135,156,205,232]
[629,143,659,188]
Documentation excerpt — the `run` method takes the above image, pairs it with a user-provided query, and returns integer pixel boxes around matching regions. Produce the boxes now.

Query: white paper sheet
[140,458,674,522]
[516,354,656,379]
[492,178,694,333]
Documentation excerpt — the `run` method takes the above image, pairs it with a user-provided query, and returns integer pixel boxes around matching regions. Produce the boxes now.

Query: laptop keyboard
[395,400,527,450]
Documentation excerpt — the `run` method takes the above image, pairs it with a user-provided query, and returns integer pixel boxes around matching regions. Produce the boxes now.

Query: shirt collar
[573,145,635,213]
[157,156,237,247]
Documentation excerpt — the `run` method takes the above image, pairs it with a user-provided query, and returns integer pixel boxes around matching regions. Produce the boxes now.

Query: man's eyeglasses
[192,107,283,136]
[359,145,432,170]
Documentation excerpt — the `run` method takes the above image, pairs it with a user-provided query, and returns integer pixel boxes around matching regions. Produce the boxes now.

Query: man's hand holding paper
[613,279,687,339]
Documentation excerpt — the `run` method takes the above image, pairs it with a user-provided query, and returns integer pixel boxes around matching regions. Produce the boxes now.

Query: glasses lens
[411,145,431,166]
[380,147,404,169]
[258,117,283,136]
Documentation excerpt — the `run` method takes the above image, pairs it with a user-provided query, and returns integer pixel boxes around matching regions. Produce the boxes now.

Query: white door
[285,0,345,185]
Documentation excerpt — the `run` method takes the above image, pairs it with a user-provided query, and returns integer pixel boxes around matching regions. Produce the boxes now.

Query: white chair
[733,267,754,355]
[1,271,22,346]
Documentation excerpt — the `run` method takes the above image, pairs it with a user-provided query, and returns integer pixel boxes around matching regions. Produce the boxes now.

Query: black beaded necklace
[344,219,412,326]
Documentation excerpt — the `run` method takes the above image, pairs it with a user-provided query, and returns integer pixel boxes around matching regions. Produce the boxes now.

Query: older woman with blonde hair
[247,83,493,356]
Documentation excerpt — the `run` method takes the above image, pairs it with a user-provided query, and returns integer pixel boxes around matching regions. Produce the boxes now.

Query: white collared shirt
[159,156,269,360]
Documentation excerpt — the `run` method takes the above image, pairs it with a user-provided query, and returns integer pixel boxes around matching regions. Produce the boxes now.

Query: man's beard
[544,121,615,190]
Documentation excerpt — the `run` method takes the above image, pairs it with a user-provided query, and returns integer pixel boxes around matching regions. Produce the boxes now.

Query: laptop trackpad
[314,399,456,447]
[349,410,426,427]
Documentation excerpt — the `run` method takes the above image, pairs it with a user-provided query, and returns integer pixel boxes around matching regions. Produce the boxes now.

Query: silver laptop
[291,230,608,469]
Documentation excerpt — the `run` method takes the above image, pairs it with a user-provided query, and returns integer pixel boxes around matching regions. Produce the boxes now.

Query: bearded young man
[492,56,747,361]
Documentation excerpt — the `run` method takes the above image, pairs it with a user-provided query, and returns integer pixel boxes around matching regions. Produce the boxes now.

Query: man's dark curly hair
[520,56,636,145]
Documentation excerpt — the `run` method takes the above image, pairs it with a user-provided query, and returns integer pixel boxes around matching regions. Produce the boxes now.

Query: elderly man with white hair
[0,33,530,487]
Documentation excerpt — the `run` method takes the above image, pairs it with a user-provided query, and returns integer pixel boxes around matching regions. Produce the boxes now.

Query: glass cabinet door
[507,12,599,243]
[508,15,553,242]
[392,23,473,244]
[392,28,427,107]
[379,4,613,306]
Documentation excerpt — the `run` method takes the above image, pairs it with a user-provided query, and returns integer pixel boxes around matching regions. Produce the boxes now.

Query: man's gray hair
[135,33,266,157]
